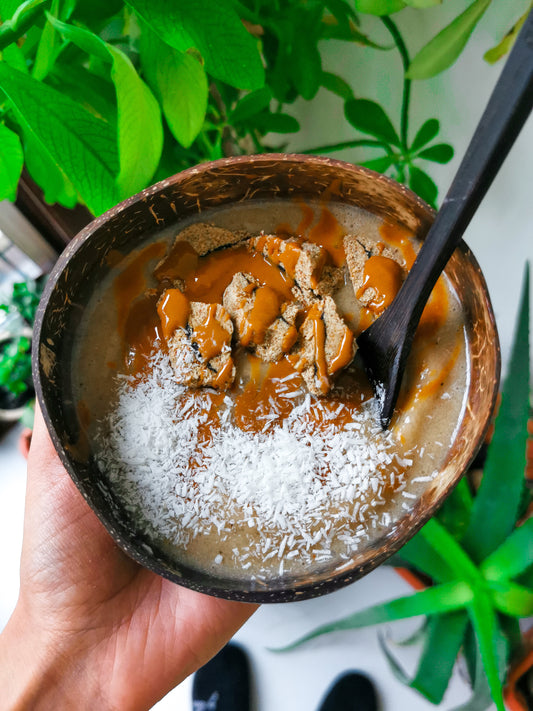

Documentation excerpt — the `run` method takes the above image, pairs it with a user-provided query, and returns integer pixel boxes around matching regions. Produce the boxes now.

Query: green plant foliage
[407,0,492,80]
[0,63,120,214]
[276,266,532,711]
[139,25,207,149]
[0,335,31,395]
[0,122,23,200]
[48,15,163,200]
[484,3,531,64]
[126,0,264,91]
[0,0,515,213]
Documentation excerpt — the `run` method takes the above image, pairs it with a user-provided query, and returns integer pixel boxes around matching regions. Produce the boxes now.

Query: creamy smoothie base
[73,199,469,582]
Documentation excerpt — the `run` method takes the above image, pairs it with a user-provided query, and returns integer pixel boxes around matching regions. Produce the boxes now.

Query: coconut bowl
[33,154,500,603]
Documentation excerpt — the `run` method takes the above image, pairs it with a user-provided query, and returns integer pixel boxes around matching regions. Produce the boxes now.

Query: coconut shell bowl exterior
[33,154,501,603]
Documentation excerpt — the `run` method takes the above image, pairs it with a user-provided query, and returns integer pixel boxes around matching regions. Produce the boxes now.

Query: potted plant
[278,265,531,711]
[0,1,528,217]
[0,279,41,424]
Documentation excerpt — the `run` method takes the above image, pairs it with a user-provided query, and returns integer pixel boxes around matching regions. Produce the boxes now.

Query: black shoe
[318,671,378,711]
[192,643,251,711]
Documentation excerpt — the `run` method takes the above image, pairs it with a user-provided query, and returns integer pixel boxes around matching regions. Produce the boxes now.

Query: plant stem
[381,15,411,150]
[302,138,387,154]
[0,0,50,52]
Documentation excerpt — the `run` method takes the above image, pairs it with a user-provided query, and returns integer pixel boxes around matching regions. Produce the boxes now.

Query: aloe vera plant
[279,264,531,711]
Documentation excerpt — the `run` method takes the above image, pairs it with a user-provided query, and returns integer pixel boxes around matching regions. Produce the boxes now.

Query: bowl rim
[32,153,501,603]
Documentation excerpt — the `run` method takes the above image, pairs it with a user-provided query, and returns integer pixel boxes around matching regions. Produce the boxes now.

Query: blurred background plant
[278,265,532,711]
[0,279,41,422]
[0,0,530,214]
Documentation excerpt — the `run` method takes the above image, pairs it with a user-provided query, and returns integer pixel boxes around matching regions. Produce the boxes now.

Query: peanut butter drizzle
[193,304,230,361]
[308,206,346,267]
[184,245,293,304]
[233,358,302,432]
[239,285,282,346]
[296,202,315,234]
[308,303,329,394]
[398,338,462,413]
[154,240,199,283]
[357,255,405,314]
[124,291,163,373]
[379,221,448,337]
[255,234,302,278]
[329,328,355,374]
[356,307,374,335]
[157,288,190,340]
[113,241,166,339]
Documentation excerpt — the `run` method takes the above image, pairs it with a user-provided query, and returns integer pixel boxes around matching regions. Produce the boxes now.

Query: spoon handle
[392,9,533,334]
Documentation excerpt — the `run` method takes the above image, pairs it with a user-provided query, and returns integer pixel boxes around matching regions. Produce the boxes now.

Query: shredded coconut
[94,352,415,576]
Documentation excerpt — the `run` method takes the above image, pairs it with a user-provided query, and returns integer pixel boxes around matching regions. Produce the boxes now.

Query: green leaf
[47,63,117,124]
[320,71,354,101]
[289,12,322,101]
[0,63,119,214]
[1,42,28,72]
[407,0,492,80]
[0,123,23,201]
[275,580,474,652]
[408,164,438,207]
[436,478,473,540]
[359,156,395,173]
[410,118,439,152]
[230,87,273,124]
[380,611,468,704]
[32,0,59,80]
[140,25,207,149]
[417,143,454,164]
[48,15,163,200]
[403,0,442,6]
[126,0,265,90]
[22,128,78,208]
[451,629,501,711]
[0,1,22,20]
[468,592,508,711]
[481,518,533,582]
[345,98,401,147]
[488,580,533,617]
[398,529,455,584]
[354,0,406,15]
[461,265,530,562]
[252,112,300,134]
[419,518,483,588]
[484,7,530,64]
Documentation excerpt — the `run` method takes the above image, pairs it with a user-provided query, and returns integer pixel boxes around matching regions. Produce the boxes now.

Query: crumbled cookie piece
[223,272,300,361]
[344,233,406,312]
[252,234,343,304]
[159,290,235,389]
[288,296,356,396]
[177,223,244,256]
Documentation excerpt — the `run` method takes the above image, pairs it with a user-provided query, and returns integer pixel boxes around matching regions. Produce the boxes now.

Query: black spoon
[357,9,533,429]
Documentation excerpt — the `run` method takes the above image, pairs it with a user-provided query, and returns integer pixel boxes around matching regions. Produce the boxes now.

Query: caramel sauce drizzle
[193,304,230,361]
[308,303,329,394]
[153,239,199,283]
[357,254,405,314]
[157,288,190,339]
[329,328,355,375]
[308,206,346,267]
[239,285,282,347]
[123,292,164,373]
[113,241,166,339]
[183,245,293,304]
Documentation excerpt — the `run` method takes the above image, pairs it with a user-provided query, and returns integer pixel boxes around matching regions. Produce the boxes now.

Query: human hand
[0,408,257,711]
